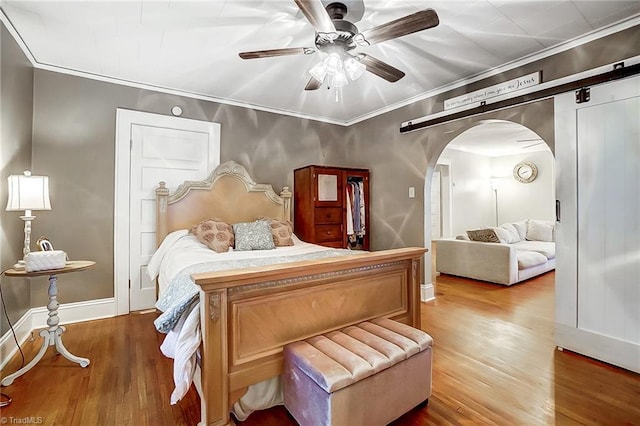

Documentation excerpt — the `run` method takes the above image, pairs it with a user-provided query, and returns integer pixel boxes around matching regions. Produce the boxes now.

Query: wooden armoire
[293,165,369,250]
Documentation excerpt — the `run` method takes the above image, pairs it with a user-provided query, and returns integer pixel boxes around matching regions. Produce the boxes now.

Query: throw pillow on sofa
[467,228,500,243]
[526,219,555,242]
[512,220,528,240]
[497,223,521,243]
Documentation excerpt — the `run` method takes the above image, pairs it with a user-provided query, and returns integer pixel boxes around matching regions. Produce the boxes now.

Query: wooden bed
[155,161,427,426]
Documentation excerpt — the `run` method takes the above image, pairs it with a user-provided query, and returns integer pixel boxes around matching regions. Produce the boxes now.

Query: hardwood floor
[2,271,640,425]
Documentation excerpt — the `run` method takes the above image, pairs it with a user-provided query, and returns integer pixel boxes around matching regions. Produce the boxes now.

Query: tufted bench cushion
[283,317,433,426]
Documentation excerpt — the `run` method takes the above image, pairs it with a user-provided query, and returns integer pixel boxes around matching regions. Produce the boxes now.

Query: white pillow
[491,226,511,243]
[526,219,554,242]
[512,220,528,241]
[498,223,521,243]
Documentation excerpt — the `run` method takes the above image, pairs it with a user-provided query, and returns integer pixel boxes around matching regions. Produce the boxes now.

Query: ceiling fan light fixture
[325,52,343,74]
[344,57,365,80]
[330,69,348,88]
[309,61,328,82]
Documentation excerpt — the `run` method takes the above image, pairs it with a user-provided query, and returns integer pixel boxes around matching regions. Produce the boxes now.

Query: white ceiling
[446,119,548,157]
[2,0,640,126]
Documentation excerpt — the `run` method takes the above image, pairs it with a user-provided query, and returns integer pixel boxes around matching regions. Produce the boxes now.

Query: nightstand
[1,260,96,386]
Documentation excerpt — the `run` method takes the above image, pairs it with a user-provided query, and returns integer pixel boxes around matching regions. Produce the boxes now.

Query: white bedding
[148,230,333,298]
[147,230,344,414]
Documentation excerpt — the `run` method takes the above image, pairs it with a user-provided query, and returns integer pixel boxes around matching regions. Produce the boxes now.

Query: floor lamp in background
[6,170,52,268]
[491,178,501,226]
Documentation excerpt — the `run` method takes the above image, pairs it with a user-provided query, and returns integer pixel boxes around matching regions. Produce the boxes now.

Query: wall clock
[513,161,538,183]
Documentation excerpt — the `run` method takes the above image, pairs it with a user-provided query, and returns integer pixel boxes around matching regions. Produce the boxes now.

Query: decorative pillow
[491,226,511,244]
[498,223,521,243]
[257,217,294,247]
[233,220,276,251]
[466,228,500,243]
[512,220,528,241]
[526,219,554,242]
[455,234,470,241]
[190,218,234,253]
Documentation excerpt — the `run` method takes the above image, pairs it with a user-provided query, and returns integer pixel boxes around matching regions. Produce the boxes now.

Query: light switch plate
[409,187,415,198]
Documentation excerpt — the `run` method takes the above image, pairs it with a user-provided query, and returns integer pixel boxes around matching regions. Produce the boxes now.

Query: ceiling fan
[238,0,439,91]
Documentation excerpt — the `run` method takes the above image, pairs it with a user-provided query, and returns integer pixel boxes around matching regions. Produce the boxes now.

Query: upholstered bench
[283,317,433,426]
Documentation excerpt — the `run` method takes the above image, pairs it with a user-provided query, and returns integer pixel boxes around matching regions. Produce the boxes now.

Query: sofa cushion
[513,241,556,260]
[517,250,548,269]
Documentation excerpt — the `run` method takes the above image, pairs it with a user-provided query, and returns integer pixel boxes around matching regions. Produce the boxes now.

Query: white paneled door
[555,75,640,373]
[115,109,220,314]
[577,84,640,344]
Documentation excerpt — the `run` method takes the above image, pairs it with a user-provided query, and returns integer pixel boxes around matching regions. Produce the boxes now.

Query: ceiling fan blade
[360,9,439,45]
[523,142,545,149]
[304,77,323,91]
[294,0,336,34]
[355,54,405,82]
[239,47,314,59]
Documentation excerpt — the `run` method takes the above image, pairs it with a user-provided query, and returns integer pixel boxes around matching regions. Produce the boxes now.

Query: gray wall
[30,70,347,305]
[1,23,33,332]
[346,100,556,251]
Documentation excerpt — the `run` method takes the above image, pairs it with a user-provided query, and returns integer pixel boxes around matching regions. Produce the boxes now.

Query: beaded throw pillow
[233,220,276,251]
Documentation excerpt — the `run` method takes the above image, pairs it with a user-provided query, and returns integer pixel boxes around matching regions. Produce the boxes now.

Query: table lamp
[6,170,51,268]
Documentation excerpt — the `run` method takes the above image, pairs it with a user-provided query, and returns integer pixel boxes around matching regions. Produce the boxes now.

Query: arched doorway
[423,118,555,299]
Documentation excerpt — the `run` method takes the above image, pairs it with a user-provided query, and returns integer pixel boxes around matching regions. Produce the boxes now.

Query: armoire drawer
[315,224,342,242]
[320,240,345,249]
[314,207,342,224]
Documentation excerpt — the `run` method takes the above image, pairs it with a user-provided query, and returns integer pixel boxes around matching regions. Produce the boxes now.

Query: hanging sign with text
[444,71,541,110]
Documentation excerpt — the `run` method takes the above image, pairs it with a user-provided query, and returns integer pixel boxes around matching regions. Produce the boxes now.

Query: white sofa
[435,220,556,286]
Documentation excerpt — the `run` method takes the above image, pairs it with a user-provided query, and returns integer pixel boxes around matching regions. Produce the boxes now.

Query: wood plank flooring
[2,271,640,425]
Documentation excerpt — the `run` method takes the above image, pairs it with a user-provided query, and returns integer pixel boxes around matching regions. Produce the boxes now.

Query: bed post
[156,181,170,245]
[199,288,232,426]
[280,186,292,222]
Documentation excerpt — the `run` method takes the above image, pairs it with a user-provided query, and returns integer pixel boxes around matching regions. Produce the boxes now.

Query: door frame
[114,108,220,315]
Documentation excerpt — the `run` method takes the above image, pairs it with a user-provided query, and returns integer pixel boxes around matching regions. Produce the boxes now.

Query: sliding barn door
[555,75,640,373]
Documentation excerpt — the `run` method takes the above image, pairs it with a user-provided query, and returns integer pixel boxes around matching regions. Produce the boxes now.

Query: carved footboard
[192,247,426,426]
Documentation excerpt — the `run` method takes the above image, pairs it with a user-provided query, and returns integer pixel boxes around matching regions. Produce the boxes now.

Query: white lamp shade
[309,61,328,82]
[6,172,52,211]
[344,57,366,81]
[330,70,348,88]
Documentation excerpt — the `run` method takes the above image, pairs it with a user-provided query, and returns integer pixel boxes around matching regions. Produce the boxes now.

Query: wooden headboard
[155,161,292,244]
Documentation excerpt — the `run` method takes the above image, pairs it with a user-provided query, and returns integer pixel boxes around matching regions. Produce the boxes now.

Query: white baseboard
[421,282,435,302]
[0,310,34,372]
[1,297,115,371]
